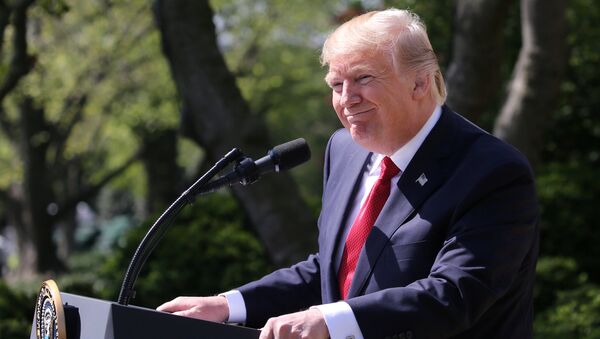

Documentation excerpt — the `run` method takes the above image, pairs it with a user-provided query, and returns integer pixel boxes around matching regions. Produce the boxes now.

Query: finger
[156,300,177,312]
[156,297,191,312]
[172,309,198,318]
[259,320,274,339]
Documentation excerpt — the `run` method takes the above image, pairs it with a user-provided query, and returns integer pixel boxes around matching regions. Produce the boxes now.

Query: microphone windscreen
[271,138,311,171]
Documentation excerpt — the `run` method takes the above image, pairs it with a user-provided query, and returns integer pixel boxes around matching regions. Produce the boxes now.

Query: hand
[259,308,329,339]
[156,296,229,323]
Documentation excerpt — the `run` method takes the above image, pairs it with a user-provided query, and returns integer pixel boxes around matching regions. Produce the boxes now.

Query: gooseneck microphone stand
[117,138,311,306]
[117,148,243,305]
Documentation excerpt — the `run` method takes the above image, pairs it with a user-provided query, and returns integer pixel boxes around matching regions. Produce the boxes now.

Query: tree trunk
[0,1,144,275]
[18,97,62,272]
[493,0,567,169]
[445,0,515,122]
[140,127,181,216]
[153,0,317,266]
[0,184,36,277]
[57,162,83,259]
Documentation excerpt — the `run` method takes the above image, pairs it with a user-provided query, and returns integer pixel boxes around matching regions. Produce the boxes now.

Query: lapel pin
[416,173,428,186]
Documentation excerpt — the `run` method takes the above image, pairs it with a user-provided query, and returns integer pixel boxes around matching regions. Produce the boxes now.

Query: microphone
[118,140,309,305]
[199,138,311,194]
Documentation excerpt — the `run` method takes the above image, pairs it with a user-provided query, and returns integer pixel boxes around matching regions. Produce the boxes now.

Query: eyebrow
[325,64,381,84]
[324,73,339,84]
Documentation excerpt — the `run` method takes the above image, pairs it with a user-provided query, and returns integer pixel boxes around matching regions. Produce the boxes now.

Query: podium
[29,142,315,338]
[30,292,260,339]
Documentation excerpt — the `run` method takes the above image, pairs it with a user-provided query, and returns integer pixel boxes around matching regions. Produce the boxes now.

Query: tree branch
[0,1,10,53]
[154,0,318,265]
[0,0,36,141]
[50,149,141,223]
[49,94,88,165]
[0,0,36,102]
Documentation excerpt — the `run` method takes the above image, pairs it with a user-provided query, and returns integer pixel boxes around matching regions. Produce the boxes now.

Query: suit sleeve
[235,131,341,328]
[237,254,322,327]
[347,153,539,338]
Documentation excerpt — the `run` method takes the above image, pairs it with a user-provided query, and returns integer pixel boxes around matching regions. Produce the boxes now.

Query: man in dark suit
[158,8,539,339]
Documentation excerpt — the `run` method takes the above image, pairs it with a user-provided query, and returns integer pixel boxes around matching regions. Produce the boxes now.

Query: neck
[382,100,436,156]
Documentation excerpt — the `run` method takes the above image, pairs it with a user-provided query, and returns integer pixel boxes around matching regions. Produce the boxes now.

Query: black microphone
[199,138,311,194]
[118,141,309,305]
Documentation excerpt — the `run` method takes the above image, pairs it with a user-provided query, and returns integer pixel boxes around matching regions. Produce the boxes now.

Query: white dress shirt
[222,106,442,338]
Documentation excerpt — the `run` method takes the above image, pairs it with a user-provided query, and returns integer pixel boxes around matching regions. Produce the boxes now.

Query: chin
[349,129,378,153]
[351,134,394,156]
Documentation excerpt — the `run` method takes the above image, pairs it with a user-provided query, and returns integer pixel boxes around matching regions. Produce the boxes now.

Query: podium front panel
[31,292,260,339]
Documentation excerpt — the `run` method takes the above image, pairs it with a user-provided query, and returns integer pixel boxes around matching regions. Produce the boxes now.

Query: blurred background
[0,0,598,337]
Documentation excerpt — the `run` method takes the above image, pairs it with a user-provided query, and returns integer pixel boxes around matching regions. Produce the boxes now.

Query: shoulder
[441,106,533,176]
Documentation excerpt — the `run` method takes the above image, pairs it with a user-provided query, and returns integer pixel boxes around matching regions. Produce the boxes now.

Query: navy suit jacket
[238,106,539,338]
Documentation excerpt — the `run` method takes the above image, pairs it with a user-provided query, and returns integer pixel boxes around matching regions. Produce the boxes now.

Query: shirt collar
[370,105,442,174]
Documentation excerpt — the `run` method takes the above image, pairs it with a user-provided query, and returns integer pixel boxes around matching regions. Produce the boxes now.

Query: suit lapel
[319,142,370,301]
[347,107,456,298]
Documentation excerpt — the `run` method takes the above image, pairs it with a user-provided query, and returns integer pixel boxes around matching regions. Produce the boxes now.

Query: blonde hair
[321,9,447,104]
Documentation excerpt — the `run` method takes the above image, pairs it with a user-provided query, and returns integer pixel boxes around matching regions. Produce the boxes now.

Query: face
[325,50,424,155]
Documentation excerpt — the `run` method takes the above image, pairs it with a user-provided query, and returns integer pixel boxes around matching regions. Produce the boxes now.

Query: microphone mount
[117,138,310,306]
[231,156,261,186]
[197,138,311,195]
[117,148,243,305]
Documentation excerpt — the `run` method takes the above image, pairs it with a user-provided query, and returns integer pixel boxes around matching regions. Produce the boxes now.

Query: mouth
[345,108,375,118]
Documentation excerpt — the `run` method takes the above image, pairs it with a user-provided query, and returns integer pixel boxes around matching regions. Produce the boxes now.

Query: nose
[339,81,360,108]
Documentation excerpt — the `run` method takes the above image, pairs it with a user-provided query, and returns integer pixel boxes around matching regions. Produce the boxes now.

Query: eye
[357,75,373,84]
[329,82,343,92]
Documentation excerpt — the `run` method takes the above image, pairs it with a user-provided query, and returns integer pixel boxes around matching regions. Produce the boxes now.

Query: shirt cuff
[219,290,247,324]
[311,301,364,339]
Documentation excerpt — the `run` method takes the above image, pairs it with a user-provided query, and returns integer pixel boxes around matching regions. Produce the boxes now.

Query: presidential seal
[35,280,66,339]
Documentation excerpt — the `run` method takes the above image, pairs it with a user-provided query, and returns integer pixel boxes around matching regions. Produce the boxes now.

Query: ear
[412,72,431,100]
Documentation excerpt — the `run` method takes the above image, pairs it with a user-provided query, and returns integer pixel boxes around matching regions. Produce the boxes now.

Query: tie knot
[380,156,400,180]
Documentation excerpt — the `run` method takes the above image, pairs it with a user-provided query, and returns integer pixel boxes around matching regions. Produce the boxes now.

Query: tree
[444,0,567,169]
[493,0,567,169]
[444,0,515,122]
[152,0,320,266]
[0,0,178,274]
[0,0,61,273]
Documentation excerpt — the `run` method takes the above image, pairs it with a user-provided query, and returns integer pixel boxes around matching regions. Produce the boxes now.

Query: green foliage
[534,283,600,339]
[536,164,600,281]
[0,0,179,275]
[0,281,35,338]
[529,0,600,334]
[535,257,589,312]
[94,193,273,308]
[211,0,340,206]
[534,256,600,339]
[1,0,178,196]
[544,0,600,167]
[38,0,70,16]
[536,0,600,282]
[0,194,270,337]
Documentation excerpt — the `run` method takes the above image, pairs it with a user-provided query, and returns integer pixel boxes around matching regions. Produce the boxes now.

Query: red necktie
[338,156,400,299]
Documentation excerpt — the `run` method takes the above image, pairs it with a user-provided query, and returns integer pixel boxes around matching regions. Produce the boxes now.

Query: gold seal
[35,279,66,339]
